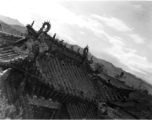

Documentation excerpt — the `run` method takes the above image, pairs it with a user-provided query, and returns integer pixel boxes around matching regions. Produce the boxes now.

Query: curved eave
[92,75,133,92]
[98,73,133,91]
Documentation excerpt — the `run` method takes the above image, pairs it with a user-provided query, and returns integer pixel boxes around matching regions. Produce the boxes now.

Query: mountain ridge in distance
[0,14,24,26]
[0,14,27,33]
[0,20,23,36]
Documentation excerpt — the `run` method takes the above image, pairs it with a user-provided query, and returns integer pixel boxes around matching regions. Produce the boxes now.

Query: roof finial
[83,45,89,57]
[31,21,35,27]
[53,33,56,39]
[71,45,73,50]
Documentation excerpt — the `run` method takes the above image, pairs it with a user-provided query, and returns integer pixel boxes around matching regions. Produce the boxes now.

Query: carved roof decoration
[0,21,92,65]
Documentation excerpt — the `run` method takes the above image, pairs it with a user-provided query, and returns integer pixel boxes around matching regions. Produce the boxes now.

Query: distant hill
[0,14,23,26]
[0,21,23,36]
[0,14,26,34]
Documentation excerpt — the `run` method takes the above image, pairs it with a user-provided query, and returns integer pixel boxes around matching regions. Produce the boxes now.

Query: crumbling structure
[0,21,151,119]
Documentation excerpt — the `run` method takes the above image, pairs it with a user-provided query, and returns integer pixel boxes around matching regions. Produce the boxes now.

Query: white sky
[1,0,152,85]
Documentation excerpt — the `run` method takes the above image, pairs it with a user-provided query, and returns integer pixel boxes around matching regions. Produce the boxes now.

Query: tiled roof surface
[66,102,97,119]
[36,52,131,102]
[37,53,97,102]
[0,32,24,61]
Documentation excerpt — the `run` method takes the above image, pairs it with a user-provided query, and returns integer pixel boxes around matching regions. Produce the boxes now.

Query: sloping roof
[0,30,133,103]
[0,21,23,36]
[66,102,97,119]
[0,24,134,104]
[36,49,132,103]
[37,53,97,102]
[0,32,24,61]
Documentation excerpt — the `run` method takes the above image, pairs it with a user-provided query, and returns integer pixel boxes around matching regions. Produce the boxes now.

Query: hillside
[0,14,26,35]
[0,14,23,26]
[0,21,23,36]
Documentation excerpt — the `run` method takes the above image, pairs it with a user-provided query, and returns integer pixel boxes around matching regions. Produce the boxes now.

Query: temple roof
[0,23,137,104]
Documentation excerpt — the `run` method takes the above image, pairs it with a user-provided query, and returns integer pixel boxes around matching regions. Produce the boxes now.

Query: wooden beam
[12,75,28,104]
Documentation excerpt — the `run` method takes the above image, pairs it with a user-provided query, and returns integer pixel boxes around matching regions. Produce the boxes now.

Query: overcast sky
[1,0,152,84]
